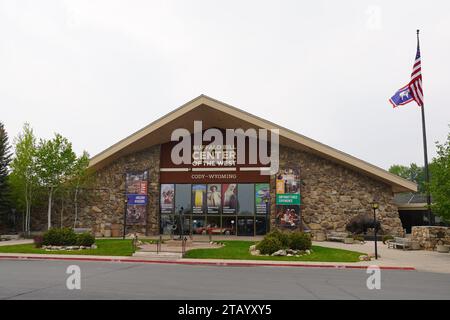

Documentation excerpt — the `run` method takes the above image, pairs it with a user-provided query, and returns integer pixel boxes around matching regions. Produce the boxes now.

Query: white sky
[1,0,449,169]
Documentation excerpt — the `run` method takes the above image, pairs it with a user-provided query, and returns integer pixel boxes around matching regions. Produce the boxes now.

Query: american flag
[408,39,423,106]
[389,33,424,108]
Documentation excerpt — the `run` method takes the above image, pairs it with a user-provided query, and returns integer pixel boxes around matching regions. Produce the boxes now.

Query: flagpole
[417,29,432,226]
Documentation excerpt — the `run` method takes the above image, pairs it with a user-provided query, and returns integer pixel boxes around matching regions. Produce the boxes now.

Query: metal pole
[374,207,378,260]
[420,102,432,225]
[417,29,432,226]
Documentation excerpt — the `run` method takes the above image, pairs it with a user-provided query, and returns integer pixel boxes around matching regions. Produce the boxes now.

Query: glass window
[237,217,254,236]
[255,216,268,235]
[238,184,255,215]
[222,216,236,236]
[160,215,176,234]
[207,184,222,214]
[175,184,191,215]
[192,216,206,235]
[205,216,221,235]
[192,184,207,214]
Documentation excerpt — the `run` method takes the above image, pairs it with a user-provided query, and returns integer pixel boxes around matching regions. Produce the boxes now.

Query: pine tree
[0,122,12,223]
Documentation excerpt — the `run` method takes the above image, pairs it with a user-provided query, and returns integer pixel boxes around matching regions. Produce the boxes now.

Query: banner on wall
[275,168,301,228]
[275,205,300,229]
[207,184,222,214]
[255,183,270,215]
[192,184,207,214]
[126,171,148,225]
[160,184,175,214]
[275,168,301,205]
[222,184,237,214]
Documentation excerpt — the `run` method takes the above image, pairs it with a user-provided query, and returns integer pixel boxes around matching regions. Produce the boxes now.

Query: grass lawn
[184,241,364,263]
[0,239,135,256]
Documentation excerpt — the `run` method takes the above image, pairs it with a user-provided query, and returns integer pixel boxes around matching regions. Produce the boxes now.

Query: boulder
[271,249,287,256]
[249,245,257,252]
[250,250,261,256]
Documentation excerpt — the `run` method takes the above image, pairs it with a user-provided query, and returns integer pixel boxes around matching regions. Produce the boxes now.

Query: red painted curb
[0,255,416,271]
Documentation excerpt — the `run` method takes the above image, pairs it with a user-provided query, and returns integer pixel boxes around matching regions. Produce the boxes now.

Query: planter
[344,238,354,244]
[436,245,450,253]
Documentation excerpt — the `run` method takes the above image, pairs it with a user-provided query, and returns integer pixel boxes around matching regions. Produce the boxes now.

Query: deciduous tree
[35,134,77,230]
[429,129,450,222]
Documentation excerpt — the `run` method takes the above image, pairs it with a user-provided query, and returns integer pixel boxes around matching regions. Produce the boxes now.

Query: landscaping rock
[305,249,311,255]
[249,245,257,252]
[91,244,98,249]
[250,250,261,256]
[359,255,371,261]
[271,249,287,256]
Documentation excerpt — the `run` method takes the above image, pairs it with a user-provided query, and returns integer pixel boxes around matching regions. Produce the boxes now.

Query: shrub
[43,228,78,246]
[288,232,312,251]
[266,229,289,248]
[33,235,44,248]
[382,235,394,244]
[256,237,283,255]
[77,233,95,247]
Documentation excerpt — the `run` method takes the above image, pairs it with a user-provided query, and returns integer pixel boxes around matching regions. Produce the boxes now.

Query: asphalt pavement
[1,259,449,299]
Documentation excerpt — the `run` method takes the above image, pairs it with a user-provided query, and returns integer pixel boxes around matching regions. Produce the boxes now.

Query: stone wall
[272,146,403,236]
[77,145,161,236]
[74,143,402,237]
[411,226,450,250]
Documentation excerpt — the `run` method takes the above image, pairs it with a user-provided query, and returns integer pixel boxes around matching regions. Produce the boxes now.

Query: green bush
[77,233,95,247]
[288,232,312,251]
[42,228,78,246]
[382,235,394,244]
[266,229,289,248]
[256,237,283,255]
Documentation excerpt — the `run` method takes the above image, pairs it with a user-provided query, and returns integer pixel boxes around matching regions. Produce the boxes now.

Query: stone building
[79,95,417,237]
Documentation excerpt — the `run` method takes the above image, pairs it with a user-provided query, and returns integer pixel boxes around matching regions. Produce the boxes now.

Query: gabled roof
[89,95,417,193]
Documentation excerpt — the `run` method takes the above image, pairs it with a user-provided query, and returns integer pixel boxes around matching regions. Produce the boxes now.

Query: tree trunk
[60,196,64,228]
[73,184,79,228]
[47,187,53,230]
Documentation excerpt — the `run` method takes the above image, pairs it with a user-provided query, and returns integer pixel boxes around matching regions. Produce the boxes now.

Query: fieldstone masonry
[74,144,403,237]
[272,146,403,236]
[411,226,450,250]
[77,145,161,236]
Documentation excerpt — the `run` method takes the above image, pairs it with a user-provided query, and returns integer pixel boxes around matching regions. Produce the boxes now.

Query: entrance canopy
[88,95,417,193]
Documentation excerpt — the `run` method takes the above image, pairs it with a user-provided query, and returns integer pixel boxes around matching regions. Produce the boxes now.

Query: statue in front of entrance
[346,214,382,235]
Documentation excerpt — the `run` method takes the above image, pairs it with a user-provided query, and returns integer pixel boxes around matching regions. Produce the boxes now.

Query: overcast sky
[1,0,449,170]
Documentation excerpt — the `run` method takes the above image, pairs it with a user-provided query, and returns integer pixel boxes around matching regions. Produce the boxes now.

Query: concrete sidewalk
[314,240,450,274]
[0,239,33,246]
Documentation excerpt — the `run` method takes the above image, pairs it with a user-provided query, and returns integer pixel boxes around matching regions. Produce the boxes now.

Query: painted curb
[0,255,416,271]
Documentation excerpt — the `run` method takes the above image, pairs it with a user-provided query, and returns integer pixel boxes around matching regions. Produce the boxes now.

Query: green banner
[276,193,301,205]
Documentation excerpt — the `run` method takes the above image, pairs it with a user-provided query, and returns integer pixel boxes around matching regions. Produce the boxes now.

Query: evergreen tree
[0,122,12,224]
